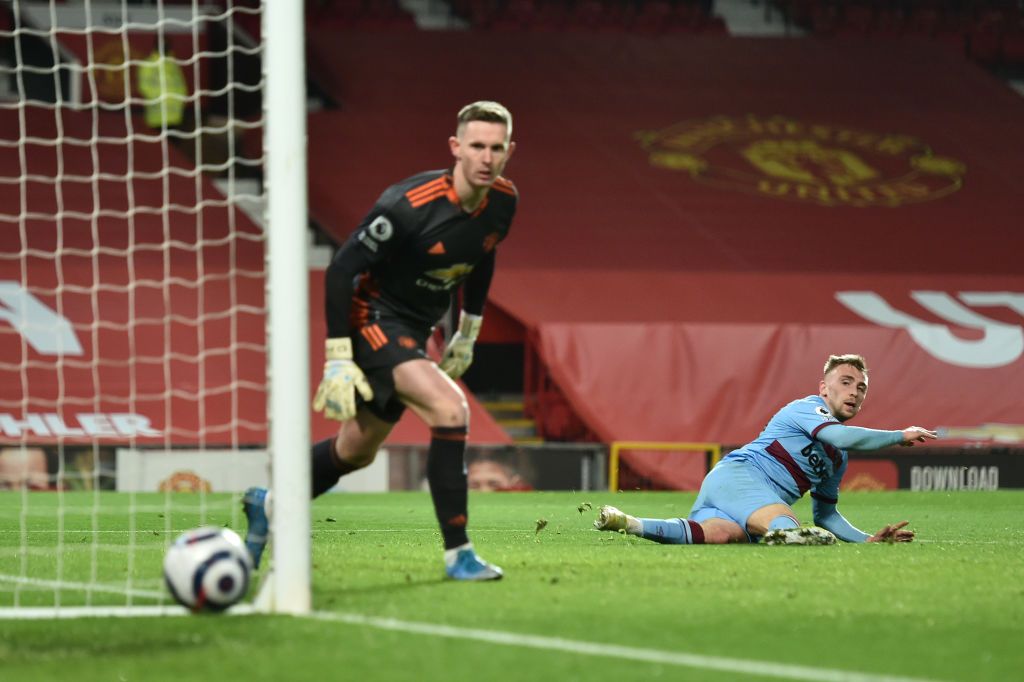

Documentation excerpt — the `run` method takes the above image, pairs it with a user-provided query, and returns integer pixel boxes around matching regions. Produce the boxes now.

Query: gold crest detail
[158,470,212,493]
[424,263,475,285]
[639,114,966,207]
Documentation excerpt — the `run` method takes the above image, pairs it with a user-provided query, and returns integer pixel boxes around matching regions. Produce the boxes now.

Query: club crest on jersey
[815,406,834,420]
[416,263,475,291]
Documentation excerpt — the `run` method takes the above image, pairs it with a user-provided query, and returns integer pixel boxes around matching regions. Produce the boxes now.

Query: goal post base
[253,569,275,613]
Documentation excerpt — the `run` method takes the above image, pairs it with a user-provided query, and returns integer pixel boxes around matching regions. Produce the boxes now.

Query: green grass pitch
[1,490,1022,681]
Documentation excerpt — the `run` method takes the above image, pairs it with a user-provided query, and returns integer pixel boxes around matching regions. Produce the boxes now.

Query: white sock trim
[444,542,473,566]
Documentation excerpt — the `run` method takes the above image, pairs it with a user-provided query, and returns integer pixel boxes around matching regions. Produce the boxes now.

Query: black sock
[311,437,357,498]
[426,426,469,550]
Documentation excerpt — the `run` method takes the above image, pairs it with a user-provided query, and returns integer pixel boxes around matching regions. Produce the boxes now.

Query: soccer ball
[163,527,253,612]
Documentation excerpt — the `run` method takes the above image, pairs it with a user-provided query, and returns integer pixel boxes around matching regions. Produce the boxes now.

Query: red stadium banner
[491,270,1024,446]
[0,269,511,447]
[300,32,1024,468]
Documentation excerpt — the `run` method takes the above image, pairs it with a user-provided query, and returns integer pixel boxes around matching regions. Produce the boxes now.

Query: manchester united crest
[637,114,965,207]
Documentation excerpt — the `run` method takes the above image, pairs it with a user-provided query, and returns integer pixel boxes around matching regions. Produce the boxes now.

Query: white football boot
[594,505,633,532]
[762,526,837,546]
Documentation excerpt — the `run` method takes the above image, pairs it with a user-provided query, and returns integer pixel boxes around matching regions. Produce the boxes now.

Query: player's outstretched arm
[817,424,938,451]
[899,426,938,447]
[866,520,915,543]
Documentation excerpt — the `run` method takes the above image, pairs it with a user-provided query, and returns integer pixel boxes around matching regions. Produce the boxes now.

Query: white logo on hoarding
[0,413,160,438]
[835,291,1024,368]
[0,282,83,356]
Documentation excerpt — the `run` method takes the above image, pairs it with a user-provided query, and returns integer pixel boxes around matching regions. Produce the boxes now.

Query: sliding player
[595,354,936,545]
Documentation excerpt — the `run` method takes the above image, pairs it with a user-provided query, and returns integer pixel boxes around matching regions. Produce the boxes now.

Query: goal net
[0,0,309,617]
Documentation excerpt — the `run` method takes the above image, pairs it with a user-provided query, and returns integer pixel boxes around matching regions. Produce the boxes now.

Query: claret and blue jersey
[724,395,848,506]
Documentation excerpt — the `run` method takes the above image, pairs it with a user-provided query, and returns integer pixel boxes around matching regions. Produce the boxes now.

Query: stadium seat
[307,0,365,28]
[697,15,729,35]
[527,1,569,32]
[489,0,536,31]
[667,2,703,34]
[563,0,608,33]
[632,0,673,35]
[933,26,968,57]
[810,3,841,37]
[905,8,940,37]
[871,8,905,38]
[357,0,417,30]
[456,0,498,29]
[837,3,874,38]
[1001,22,1024,66]
[968,13,1005,66]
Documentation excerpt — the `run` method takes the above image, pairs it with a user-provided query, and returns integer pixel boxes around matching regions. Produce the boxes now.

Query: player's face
[468,460,517,492]
[819,364,868,422]
[449,121,514,190]
[0,448,49,490]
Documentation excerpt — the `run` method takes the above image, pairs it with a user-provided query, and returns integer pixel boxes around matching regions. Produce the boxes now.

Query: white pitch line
[0,573,166,599]
[305,611,946,682]
[0,604,258,620]
[0,602,952,681]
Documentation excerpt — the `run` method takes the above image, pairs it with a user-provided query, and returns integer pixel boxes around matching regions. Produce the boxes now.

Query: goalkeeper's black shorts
[350,317,432,423]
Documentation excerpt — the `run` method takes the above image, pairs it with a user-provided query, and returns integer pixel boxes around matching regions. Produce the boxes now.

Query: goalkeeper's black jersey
[326,169,518,337]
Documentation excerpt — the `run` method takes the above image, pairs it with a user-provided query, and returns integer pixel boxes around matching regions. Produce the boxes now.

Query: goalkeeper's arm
[440,251,495,379]
[324,238,376,338]
[314,238,378,421]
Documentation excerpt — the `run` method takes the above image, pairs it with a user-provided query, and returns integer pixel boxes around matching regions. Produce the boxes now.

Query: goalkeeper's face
[819,363,868,422]
[449,121,515,191]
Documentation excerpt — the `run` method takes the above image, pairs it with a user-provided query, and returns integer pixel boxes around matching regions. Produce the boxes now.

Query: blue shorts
[689,457,789,541]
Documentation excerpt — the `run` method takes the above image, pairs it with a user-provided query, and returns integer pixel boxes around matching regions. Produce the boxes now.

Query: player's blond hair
[823,354,869,378]
[456,101,512,141]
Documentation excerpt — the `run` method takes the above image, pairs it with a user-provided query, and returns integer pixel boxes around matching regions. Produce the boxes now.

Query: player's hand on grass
[312,338,373,422]
[867,520,915,543]
[899,426,937,446]
[439,312,482,379]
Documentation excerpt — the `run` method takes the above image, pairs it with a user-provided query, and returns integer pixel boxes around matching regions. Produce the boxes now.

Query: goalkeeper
[244,101,517,580]
[595,354,937,545]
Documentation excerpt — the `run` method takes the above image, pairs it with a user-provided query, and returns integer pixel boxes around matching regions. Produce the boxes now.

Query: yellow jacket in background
[136,50,187,128]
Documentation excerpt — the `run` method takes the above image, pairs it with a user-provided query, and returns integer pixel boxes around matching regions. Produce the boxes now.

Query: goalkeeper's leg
[244,411,393,568]
[311,411,394,497]
[394,359,502,580]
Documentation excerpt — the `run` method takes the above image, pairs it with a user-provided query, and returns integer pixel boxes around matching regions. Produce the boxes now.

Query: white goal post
[0,0,309,617]
[262,0,310,615]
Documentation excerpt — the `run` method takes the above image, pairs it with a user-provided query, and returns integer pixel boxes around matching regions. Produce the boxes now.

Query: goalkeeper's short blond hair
[823,354,869,378]
[456,101,513,141]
